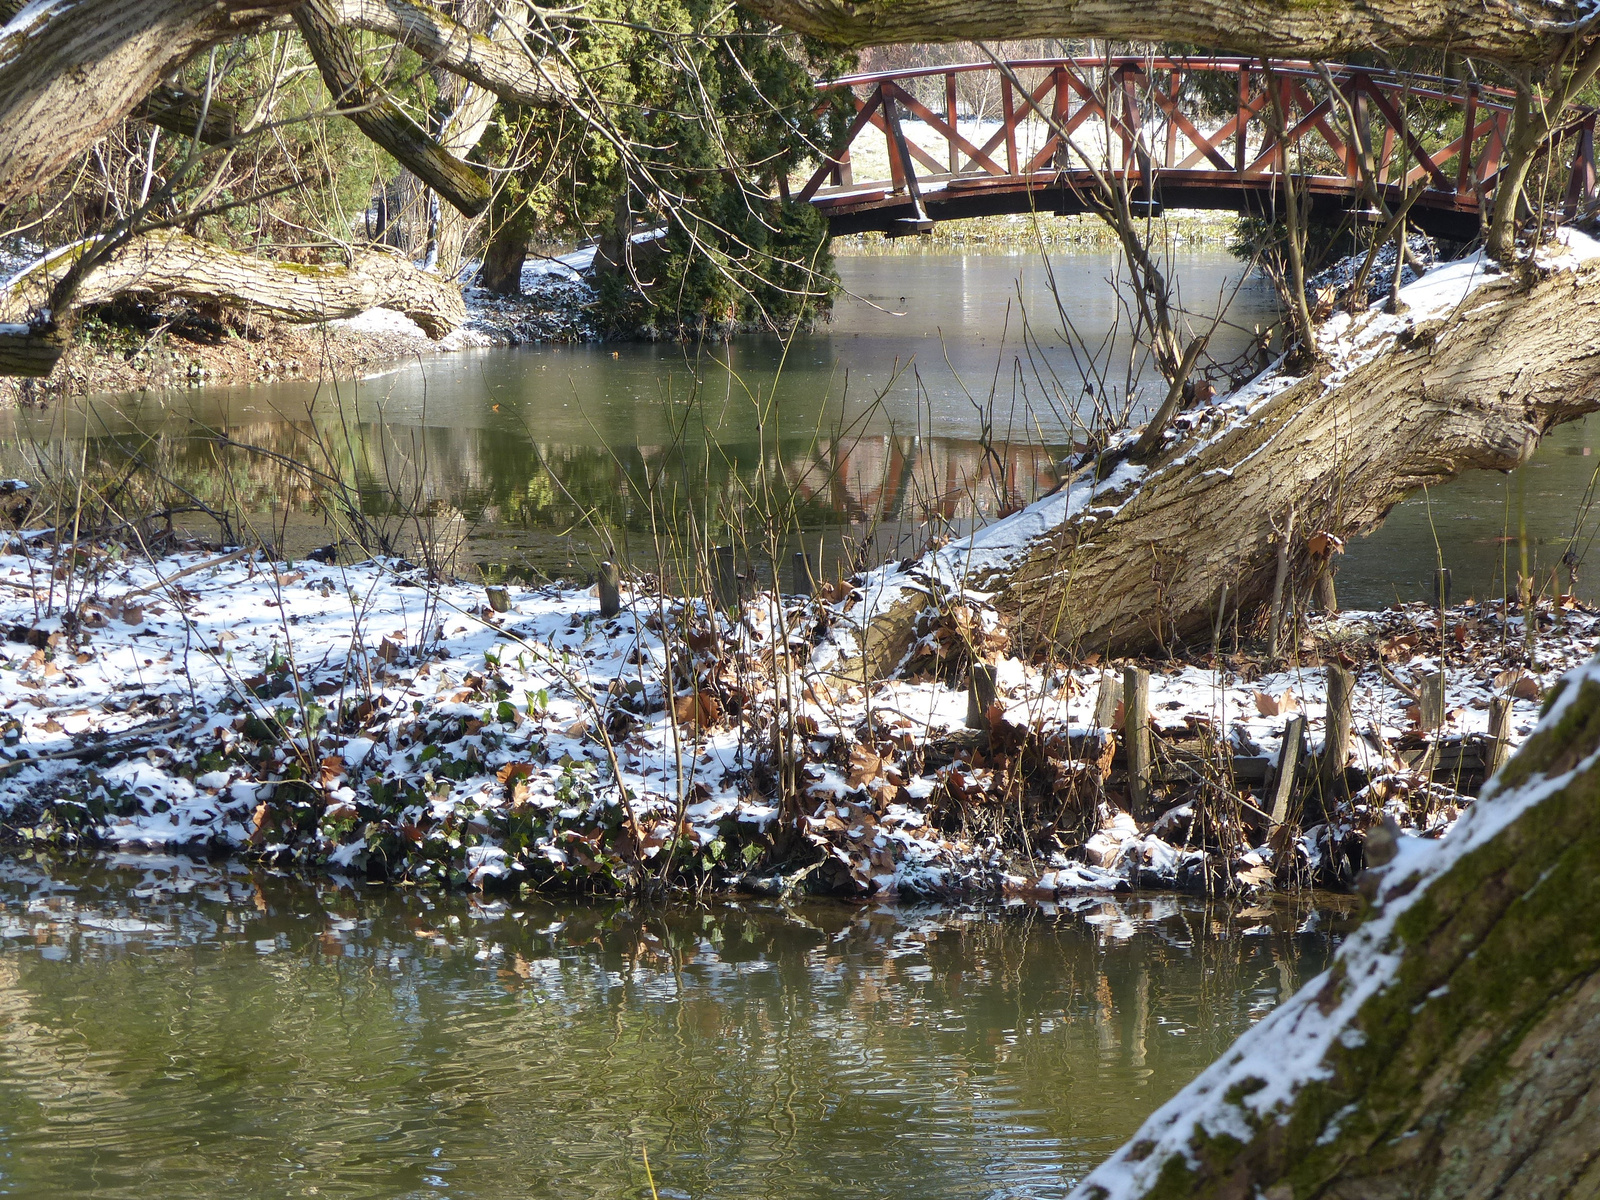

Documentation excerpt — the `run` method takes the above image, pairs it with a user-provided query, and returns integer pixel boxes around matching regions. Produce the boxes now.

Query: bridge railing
[793,57,1596,228]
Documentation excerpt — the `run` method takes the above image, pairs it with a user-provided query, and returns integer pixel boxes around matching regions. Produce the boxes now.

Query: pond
[4,249,1597,605]
[0,855,1353,1200]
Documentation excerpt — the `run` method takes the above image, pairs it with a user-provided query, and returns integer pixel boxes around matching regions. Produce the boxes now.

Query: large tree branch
[330,0,576,107]
[738,0,1598,66]
[0,0,300,208]
[293,0,491,217]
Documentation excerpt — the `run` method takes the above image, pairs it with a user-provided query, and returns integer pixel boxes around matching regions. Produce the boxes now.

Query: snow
[326,307,431,338]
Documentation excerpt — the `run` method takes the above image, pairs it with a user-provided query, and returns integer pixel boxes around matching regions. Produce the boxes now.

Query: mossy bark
[1073,670,1600,1198]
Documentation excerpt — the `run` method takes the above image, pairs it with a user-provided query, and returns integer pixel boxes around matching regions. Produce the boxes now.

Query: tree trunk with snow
[827,254,1600,678]
[1,232,467,338]
[1068,661,1600,1199]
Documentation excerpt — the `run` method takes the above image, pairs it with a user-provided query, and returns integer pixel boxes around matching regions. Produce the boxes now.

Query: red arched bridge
[790,58,1597,240]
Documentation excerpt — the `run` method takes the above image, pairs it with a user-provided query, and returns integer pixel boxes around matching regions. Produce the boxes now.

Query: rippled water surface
[0,857,1353,1200]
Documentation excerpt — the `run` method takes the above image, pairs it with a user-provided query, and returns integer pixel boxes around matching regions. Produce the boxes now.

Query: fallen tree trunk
[826,252,1600,677]
[1069,659,1600,1199]
[0,232,467,339]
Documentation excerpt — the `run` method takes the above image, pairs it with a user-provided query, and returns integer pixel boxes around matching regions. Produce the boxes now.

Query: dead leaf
[1511,676,1542,701]
[1253,690,1280,717]
[497,762,533,786]
[562,717,591,739]
[847,745,883,788]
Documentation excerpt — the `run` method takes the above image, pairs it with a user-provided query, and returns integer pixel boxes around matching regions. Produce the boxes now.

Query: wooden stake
[1269,713,1307,827]
[485,585,510,613]
[597,561,621,618]
[1094,670,1124,728]
[1418,670,1446,731]
[792,549,815,597]
[966,661,998,729]
[1124,665,1152,820]
[1322,665,1353,797]
[714,546,737,609]
[1487,695,1513,777]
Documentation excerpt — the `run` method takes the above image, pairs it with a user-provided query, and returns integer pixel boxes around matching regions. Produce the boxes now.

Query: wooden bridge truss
[791,58,1597,240]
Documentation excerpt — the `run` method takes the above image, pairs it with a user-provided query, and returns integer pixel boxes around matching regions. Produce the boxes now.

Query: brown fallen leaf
[847,745,882,788]
[497,762,533,785]
[1511,676,1542,701]
[1253,690,1280,717]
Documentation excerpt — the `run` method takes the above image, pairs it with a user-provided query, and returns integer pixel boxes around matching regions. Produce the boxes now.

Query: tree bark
[739,0,1595,65]
[477,219,529,295]
[826,258,1600,679]
[293,0,491,218]
[329,0,576,107]
[0,0,299,207]
[1069,660,1600,1198]
[0,232,467,339]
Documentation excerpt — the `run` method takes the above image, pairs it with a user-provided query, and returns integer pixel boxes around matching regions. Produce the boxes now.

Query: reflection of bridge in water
[794,57,1597,240]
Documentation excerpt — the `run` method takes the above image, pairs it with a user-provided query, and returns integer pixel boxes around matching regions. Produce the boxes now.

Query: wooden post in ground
[1094,670,1124,728]
[1321,665,1353,800]
[485,585,510,613]
[1315,567,1338,613]
[792,549,815,597]
[966,661,998,729]
[1487,695,1513,777]
[1269,712,1307,827]
[714,546,737,609]
[1124,666,1152,820]
[597,561,621,618]
[1418,670,1446,731]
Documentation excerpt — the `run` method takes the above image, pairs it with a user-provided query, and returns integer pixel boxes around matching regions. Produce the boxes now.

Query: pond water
[0,855,1352,1200]
[5,249,1598,605]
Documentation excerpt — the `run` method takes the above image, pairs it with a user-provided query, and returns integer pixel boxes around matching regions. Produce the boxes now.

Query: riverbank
[0,532,1586,900]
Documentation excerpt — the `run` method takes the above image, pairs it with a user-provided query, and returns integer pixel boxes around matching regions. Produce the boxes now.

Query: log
[825,258,1600,671]
[0,232,467,341]
[293,0,491,218]
[0,0,301,207]
[1069,656,1600,1199]
[739,0,1589,65]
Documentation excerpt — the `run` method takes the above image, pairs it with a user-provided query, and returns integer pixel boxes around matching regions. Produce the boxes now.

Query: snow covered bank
[0,533,1588,898]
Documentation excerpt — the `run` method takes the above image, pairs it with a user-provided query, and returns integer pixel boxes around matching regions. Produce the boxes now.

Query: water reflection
[0,855,1351,1200]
